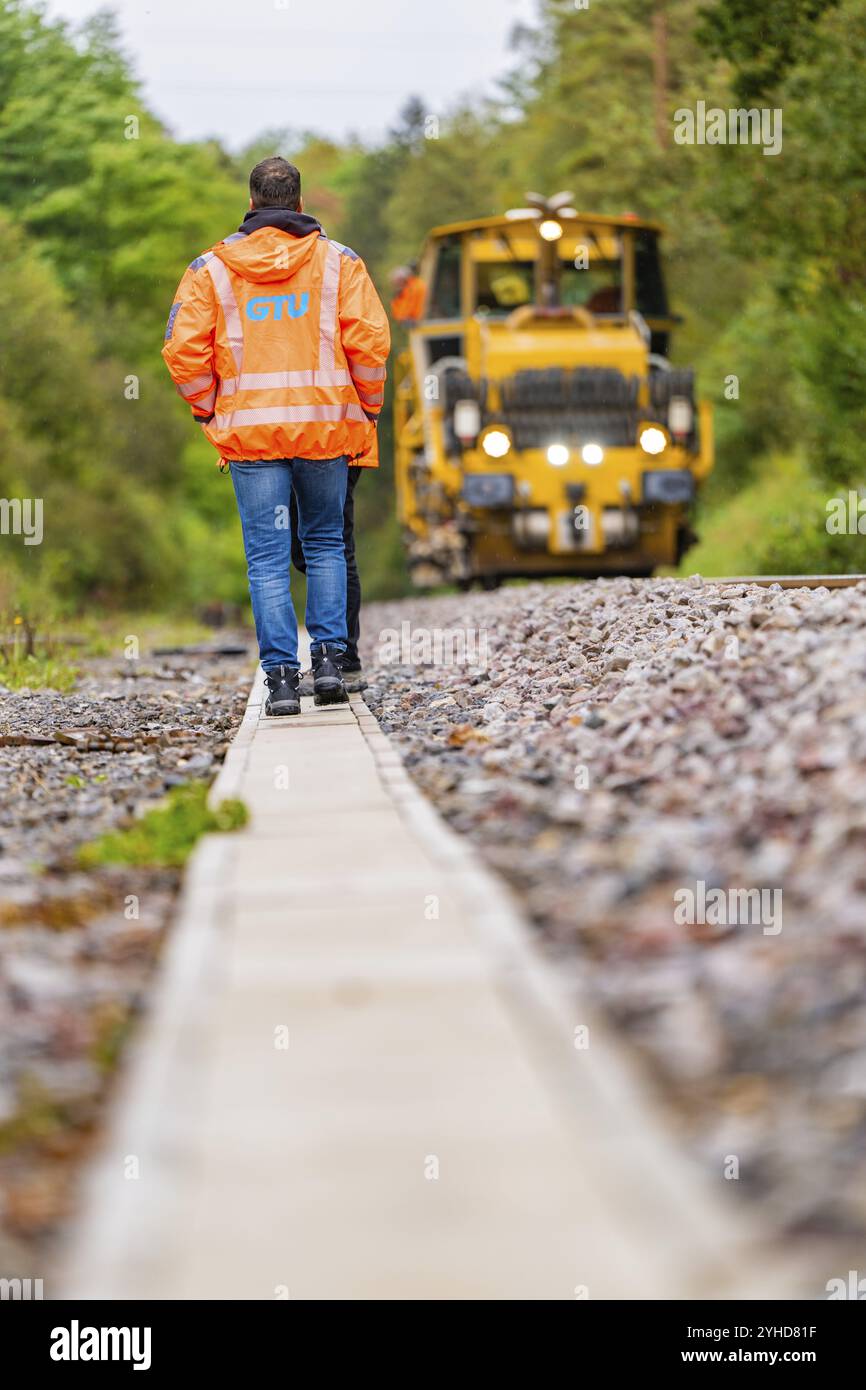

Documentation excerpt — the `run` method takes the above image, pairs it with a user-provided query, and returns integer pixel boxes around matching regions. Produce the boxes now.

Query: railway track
[711,574,866,589]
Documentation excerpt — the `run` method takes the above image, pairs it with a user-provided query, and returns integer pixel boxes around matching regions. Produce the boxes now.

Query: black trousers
[290,465,362,664]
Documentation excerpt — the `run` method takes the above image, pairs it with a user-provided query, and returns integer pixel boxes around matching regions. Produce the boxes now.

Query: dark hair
[249,157,301,210]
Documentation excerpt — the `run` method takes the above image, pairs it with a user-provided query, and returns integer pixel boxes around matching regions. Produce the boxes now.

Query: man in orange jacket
[162,156,390,715]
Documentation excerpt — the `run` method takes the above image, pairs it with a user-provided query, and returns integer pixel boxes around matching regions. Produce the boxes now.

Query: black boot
[298,656,366,696]
[264,665,301,717]
[338,657,367,693]
[311,643,349,706]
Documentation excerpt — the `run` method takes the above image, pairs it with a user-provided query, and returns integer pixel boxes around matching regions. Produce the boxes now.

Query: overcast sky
[44,0,539,149]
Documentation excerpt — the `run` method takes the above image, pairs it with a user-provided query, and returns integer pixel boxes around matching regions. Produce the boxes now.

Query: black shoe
[264,665,301,716]
[338,659,367,693]
[311,644,349,705]
[299,657,365,696]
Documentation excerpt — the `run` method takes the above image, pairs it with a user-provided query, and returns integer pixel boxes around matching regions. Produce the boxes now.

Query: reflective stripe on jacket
[162,223,390,466]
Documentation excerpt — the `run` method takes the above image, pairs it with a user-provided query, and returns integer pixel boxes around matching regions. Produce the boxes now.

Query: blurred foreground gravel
[0,642,251,1277]
[363,577,866,1261]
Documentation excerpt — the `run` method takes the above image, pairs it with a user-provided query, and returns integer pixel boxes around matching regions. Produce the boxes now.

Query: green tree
[697,0,840,101]
[0,0,243,358]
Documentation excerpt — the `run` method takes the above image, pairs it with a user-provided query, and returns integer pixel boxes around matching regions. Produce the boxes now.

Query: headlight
[453,398,480,443]
[639,425,667,456]
[581,442,604,466]
[547,443,569,467]
[668,396,693,440]
[481,427,512,459]
[539,219,563,241]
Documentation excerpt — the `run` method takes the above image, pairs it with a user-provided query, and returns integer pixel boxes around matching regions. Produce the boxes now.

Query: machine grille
[493,368,639,450]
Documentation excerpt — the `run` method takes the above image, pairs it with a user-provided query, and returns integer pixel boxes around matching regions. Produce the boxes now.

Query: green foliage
[695,0,866,505]
[697,0,840,102]
[696,288,809,495]
[68,610,215,657]
[1,0,864,607]
[0,0,247,614]
[0,650,79,691]
[77,781,248,870]
[0,2,242,356]
[382,104,506,263]
[682,454,864,577]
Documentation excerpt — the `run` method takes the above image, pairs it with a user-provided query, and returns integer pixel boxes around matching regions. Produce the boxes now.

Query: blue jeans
[230,458,348,671]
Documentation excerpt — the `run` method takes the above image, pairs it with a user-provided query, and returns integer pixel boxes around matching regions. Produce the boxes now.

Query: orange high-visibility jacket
[391,274,425,323]
[162,214,390,466]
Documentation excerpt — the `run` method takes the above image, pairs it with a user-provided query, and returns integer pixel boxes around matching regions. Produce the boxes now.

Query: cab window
[429,238,462,318]
[561,259,623,314]
[634,230,669,319]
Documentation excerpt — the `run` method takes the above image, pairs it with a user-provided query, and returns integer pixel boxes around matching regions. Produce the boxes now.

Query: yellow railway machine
[394,193,714,588]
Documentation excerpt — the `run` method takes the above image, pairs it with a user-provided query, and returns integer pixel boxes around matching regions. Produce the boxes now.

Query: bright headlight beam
[547,443,569,467]
[581,443,604,466]
[639,426,667,456]
[481,429,511,459]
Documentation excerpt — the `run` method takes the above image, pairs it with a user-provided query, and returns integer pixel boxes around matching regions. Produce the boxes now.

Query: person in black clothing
[293,466,366,693]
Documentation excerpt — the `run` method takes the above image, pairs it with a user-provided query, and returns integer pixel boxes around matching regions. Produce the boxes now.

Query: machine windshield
[473,255,623,315]
[475,261,534,311]
[561,259,622,313]
[430,223,664,321]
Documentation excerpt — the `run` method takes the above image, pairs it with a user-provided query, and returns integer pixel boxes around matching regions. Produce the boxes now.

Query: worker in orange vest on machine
[390,263,425,323]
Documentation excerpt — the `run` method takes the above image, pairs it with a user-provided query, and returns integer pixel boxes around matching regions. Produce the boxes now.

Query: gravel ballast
[0,643,252,1274]
[362,577,866,1260]
[6,578,866,1284]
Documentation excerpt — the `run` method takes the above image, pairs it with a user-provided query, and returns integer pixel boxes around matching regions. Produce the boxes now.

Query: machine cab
[421,209,676,357]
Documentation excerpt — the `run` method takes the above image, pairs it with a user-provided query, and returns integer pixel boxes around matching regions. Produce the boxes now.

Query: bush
[682,453,866,577]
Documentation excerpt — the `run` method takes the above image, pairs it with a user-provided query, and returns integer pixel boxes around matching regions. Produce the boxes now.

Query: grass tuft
[0,652,79,692]
[77,781,247,870]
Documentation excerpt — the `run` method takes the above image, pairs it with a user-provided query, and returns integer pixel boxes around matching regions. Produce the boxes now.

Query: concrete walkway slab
[62,662,806,1300]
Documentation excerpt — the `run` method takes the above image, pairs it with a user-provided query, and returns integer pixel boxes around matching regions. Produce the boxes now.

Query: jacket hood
[215,208,324,283]
[239,206,323,239]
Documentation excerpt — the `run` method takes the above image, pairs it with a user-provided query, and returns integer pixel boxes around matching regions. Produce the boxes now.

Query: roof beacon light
[539,219,563,242]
